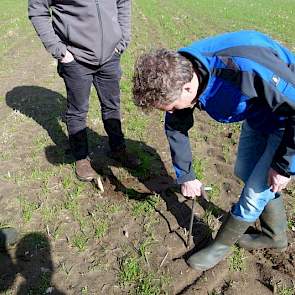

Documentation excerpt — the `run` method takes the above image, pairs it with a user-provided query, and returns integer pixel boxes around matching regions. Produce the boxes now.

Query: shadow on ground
[6,85,226,253]
[0,232,65,294]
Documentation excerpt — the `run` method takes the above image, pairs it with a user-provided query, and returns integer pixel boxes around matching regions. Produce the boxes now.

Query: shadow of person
[15,233,65,295]
[87,131,220,251]
[5,86,72,164]
[5,85,224,250]
[0,231,17,293]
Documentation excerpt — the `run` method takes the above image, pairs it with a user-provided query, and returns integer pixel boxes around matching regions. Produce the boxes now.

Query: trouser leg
[232,121,285,222]
[93,54,125,151]
[187,121,286,270]
[58,60,93,160]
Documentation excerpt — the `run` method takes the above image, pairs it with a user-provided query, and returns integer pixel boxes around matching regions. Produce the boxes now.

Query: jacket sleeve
[165,108,196,184]
[250,42,295,177]
[28,0,67,60]
[271,114,295,177]
[116,0,131,53]
[261,65,295,177]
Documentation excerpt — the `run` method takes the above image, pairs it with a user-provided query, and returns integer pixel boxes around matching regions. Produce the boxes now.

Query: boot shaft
[69,128,89,160]
[103,118,125,151]
[188,213,251,271]
[215,213,252,245]
[260,195,287,239]
[237,195,288,250]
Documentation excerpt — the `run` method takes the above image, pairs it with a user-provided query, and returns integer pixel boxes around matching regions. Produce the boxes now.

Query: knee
[232,187,275,222]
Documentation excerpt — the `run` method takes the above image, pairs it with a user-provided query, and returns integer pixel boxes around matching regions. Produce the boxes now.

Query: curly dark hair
[132,49,194,110]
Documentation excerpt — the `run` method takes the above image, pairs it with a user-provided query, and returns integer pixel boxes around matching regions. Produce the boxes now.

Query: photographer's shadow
[0,232,65,295]
[0,231,16,292]
[6,86,225,250]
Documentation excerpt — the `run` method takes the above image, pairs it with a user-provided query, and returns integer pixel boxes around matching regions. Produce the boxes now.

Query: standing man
[28,0,140,181]
[133,30,295,270]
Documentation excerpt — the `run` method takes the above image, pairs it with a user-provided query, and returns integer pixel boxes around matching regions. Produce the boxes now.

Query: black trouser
[58,53,125,160]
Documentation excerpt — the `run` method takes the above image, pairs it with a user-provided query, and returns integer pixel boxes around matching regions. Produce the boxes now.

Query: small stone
[123,229,129,238]
[46,287,53,293]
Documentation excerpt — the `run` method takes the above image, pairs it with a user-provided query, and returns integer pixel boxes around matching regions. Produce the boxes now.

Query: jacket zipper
[95,0,103,64]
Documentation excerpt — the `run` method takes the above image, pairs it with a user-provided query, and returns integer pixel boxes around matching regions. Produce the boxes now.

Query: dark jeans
[58,53,125,160]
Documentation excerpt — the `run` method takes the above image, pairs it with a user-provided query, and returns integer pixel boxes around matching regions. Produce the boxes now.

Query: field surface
[0,0,294,294]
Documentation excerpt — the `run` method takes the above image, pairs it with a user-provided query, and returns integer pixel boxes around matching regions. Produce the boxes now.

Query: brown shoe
[75,158,97,182]
[109,148,141,169]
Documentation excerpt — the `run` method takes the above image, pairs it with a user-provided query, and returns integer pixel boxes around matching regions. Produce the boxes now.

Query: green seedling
[277,287,295,295]
[18,197,39,223]
[40,204,62,224]
[207,183,221,202]
[132,195,160,217]
[229,245,246,272]
[94,220,109,239]
[119,256,140,286]
[193,158,205,180]
[81,286,88,294]
[72,232,88,251]
[136,272,161,295]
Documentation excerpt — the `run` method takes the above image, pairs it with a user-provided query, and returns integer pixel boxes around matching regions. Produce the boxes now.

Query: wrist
[270,164,291,178]
[58,47,67,61]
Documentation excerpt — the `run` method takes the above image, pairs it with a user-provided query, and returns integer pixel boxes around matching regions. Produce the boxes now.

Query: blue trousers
[232,120,284,222]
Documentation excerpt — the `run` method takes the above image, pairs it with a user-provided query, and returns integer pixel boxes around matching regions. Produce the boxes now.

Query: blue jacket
[165,30,295,183]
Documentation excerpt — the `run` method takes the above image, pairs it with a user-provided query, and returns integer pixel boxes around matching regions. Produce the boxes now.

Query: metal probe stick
[186,186,212,249]
[187,197,196,249]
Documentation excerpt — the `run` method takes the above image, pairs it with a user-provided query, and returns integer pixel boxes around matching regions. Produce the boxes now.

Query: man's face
[156,73,199,113]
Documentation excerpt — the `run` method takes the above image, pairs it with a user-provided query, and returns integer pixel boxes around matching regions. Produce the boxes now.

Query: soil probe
[187,186,211,249]
[187,197,196,249]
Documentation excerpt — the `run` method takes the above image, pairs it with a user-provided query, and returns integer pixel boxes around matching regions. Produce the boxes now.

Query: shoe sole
[76,173,95,182]
[187,250,232,271]
[239,245,288,252]
[76,174,104,193]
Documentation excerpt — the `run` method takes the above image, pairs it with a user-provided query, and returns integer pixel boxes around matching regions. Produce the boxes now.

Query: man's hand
[268,168,291,193]
[61,50,74,63]
[181,179,203,199]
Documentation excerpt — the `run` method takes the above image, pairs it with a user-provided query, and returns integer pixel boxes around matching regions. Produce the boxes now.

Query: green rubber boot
[238,195,288,251]
[187,213,251,271]
[0,227,19,249]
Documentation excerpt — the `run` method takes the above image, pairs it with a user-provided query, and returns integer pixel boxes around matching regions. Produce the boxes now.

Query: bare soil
[0,35,294,295]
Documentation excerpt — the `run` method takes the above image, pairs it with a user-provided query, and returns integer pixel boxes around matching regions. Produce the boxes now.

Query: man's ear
[182,81,193,93]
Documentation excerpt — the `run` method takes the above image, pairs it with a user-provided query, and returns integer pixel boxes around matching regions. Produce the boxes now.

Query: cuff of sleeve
[176,171,196,184]
[53,43,67,60]
[116,41,127,54]
[271,162,291,178]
